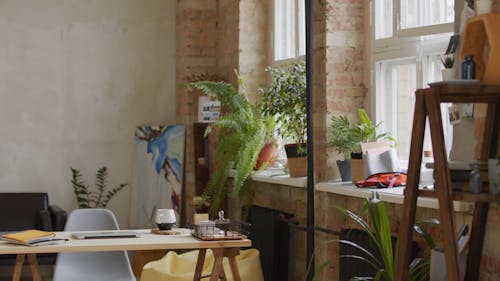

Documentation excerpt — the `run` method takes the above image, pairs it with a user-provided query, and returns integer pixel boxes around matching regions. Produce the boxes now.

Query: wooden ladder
[395,82,500,281]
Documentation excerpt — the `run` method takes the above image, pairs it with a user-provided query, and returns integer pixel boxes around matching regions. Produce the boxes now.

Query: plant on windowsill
[440,54,455,81]
[259,61,307,177]
[70,166,127,208]
[328,109,395,183]
[186,73,276,218]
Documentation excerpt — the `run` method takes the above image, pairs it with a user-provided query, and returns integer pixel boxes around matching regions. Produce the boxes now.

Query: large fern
[70,166,127,208]
[187,76,275,217]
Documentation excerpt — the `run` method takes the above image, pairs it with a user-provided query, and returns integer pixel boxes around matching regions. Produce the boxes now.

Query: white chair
[53,208,136,281]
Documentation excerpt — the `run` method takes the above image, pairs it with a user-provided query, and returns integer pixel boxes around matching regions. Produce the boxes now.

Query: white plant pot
[476,0,492,14]
[441,68,456,81]
[489,158,500,195]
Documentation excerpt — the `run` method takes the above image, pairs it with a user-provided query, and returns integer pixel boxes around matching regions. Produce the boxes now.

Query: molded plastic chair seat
[53,208,136,281]
[140,249,264,281]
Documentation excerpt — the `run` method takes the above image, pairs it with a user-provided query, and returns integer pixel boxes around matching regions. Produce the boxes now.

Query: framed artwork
[130,125,185,228]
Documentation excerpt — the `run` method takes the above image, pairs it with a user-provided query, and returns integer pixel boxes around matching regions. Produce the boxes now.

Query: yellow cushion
[140,249,264,281]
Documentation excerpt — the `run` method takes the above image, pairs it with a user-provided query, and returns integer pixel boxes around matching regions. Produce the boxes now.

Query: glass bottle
[462,55,476,80]
[469,163,482,193]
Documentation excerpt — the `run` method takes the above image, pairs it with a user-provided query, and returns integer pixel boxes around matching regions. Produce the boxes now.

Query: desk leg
[193,249,207,281]
[210,249,224,281]
[27,254,42,281]
[225,248,241,281]
[12,254,25,281]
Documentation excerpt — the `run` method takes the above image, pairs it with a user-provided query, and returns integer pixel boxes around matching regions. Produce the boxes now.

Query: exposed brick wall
[176,0,219,221]
[313,0,367,182]
[238,0,269,103]
[216,0,239,85]
[176,0,267,221]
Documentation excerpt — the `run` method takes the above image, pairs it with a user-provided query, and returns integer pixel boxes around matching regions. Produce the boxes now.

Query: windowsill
[252,169,306,188]
[317,181,472,212]
[251,170,473,212]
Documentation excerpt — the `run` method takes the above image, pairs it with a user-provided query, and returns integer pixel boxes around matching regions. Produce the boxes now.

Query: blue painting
[130,125,185,228]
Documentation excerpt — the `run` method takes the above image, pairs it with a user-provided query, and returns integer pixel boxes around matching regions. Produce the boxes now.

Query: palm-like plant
[71,166,127,208]
[187,76,275,217]
[337,192,433,281]
[329,109,396,157]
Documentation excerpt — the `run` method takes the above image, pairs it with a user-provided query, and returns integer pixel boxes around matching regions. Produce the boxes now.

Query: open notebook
[71,231,141,239]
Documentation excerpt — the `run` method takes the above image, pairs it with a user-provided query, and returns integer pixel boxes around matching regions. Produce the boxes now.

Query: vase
[441,68,456,81]
[255,142,279,170]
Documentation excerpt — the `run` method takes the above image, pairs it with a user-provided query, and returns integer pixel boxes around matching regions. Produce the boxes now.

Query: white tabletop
[0,229,251,255]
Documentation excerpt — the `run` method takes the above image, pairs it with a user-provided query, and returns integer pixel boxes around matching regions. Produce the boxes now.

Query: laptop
[71,231,141,239]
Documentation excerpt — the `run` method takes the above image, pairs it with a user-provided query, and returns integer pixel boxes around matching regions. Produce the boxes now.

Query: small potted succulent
[441,55,455,81]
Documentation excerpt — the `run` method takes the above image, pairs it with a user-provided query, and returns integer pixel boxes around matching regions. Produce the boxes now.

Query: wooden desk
[0,229,251,281]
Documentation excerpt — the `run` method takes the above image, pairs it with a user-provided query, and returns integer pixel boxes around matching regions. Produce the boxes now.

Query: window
[372,0,455,161]
[273,0,305,63]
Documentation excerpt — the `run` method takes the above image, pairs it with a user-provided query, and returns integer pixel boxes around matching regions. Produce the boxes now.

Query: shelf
[417,189,500,202]
[425,82,500,103]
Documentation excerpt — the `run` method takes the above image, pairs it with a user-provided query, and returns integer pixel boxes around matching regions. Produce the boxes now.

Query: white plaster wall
[0,0,176,227]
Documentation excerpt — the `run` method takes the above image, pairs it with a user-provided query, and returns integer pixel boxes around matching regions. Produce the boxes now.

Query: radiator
[339,229,418,281]
[246,205,293,281]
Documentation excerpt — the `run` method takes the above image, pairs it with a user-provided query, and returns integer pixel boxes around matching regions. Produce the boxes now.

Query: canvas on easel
[130,125,185,228]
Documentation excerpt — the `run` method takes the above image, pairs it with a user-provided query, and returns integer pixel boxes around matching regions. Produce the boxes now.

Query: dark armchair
[0,192,67,265]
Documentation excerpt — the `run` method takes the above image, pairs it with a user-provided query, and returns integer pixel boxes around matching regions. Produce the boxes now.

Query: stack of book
[1,230,68,246]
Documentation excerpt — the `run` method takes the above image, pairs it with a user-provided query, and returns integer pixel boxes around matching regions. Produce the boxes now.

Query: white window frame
[370,0,455,162]
[271,0,306,66]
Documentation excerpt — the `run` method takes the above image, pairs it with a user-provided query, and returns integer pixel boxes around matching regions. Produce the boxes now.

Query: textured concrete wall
[0,0,176,227]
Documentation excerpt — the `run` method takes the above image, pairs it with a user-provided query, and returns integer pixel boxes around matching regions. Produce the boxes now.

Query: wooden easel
[395,82,500,281]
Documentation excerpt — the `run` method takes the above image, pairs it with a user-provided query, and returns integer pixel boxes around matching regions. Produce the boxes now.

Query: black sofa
[0,192,67,265]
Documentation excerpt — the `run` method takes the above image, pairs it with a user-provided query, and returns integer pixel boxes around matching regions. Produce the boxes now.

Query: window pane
[425,54,444,83]
[375,0,393,39]
[377,60,416,160]
[401,0,455,29]
[297,0,306,56]
[274,0,296,60]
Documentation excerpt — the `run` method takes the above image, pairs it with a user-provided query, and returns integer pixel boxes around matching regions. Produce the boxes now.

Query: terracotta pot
[285,143,307,177]
[255,142,279,170]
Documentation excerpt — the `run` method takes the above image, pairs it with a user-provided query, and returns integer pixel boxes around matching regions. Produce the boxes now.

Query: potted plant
[328,115,357,181]
[441,55,455,81]
[70,166,127,208]
[259,61,307,177]
[187,75,275,217]
[328,109,395,183]
[336,192,435,281]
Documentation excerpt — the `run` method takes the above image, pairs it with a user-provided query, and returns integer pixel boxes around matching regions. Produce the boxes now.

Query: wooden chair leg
[193,249,207,281]
[209,249,224,281]
[12,254,25,281]
[27,254,42,281]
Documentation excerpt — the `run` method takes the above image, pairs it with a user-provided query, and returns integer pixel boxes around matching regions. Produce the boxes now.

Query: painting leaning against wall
[130,125,185,228]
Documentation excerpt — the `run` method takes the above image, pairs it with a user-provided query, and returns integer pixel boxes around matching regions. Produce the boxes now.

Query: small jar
[469,163,482,193]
